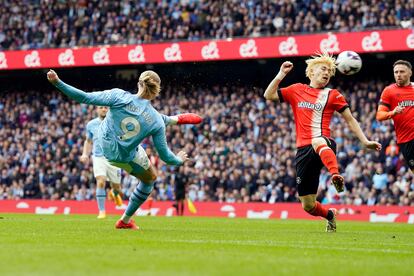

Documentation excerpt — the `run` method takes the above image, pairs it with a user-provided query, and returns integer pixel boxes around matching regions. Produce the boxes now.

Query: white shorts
[92,156,122,183]
[133,145,150,170]
[109,145,150,174]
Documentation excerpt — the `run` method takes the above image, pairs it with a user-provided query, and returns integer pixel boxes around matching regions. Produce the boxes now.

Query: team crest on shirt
[296,177,302,185]
[409,160,414,167]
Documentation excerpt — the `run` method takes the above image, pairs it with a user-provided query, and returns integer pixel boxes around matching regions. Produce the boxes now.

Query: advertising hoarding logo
[164,43,182,61]
[128,46,146,63]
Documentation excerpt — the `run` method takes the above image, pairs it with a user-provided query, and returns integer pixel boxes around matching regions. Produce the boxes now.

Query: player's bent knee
[301,200,316,211]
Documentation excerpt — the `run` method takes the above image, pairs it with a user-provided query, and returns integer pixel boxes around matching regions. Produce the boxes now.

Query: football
[336,51,362,75]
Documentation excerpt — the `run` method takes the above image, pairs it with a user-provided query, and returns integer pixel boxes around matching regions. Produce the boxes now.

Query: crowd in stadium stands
[1,0,413,50]
[0,78,413,206]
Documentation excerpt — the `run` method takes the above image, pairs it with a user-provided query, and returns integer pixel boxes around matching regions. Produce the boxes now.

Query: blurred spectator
[0,0,413,50]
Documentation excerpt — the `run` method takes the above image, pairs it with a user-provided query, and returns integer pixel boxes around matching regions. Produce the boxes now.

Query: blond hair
[305,53,336,79]
[138,70,161,99]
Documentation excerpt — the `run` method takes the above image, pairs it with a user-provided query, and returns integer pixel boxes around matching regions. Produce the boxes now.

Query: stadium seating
[0,78,412,206]
[0,0,412,50]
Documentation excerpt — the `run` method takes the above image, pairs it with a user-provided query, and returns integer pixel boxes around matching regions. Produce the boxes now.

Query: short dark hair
[393,60,412,70]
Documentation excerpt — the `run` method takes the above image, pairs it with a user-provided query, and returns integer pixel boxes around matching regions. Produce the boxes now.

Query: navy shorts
[399,139,414,170]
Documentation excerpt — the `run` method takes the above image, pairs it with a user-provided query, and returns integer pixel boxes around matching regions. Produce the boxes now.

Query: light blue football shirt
[86,117,104,157]
[55,80,182,166]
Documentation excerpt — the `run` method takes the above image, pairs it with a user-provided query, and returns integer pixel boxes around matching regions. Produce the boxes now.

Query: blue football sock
[96,188,106,211]
[125,181,154,217]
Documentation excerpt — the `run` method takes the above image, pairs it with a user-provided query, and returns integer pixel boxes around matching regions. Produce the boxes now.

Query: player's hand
[177,151,189,163]
[392,106,404,115]
[47,69,60,85]
[280,61,293,75]
[364,141,382,151]
[80,154,90,164]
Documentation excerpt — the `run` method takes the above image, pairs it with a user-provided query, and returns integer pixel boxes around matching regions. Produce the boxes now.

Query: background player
[47,69,195,230]
[81,106,123,219]
[264,54,381,232]
[376,60,414,173]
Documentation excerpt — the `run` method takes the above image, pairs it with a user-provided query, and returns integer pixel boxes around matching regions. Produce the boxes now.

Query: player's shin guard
[124,182,154,219]
[306,201,331,219]
[315,145,339,175]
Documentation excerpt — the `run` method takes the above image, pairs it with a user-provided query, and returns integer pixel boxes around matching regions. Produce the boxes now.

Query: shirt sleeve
[54,80,128,107]
[279,83,299,104]
[86,122,93,140]
[331,89,349,113]
[160,114,173,126]
[151,126,183,166]
[379,88,391,109]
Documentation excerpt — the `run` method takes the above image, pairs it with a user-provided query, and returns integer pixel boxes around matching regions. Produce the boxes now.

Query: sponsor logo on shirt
[298,101,323,111]
[398,100,414,107]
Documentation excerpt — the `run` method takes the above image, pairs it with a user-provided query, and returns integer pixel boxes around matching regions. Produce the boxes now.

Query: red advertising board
[1,200,413,223]
[1,29,414,70]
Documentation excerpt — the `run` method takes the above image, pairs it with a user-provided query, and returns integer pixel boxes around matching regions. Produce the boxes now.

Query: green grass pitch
[0,214,413,276]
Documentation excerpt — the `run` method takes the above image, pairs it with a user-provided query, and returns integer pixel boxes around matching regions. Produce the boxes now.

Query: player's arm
[161,113,203,126]
[264,61,293,101]
[376,89,405,121]
[340,108,382,151]
[376,104,404,121]
[80,138,93,164]
[47,70,118,106]
[152,127,189,166]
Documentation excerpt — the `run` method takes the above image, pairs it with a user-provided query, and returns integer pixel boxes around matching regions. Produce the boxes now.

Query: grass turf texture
[0,214,413,276]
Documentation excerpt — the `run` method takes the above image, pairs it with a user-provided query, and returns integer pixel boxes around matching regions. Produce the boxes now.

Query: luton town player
[377,60,414,172]
[264,53,381,232]
[47,69,201,230]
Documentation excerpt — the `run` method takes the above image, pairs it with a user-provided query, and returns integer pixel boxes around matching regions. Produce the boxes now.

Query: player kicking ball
[47,69,201,230]
[82,106,201,219]
[264,53,381,232]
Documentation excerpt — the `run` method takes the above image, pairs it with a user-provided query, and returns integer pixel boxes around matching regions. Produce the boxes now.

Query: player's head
[96,106,108,119]
[137,70,161,100]
[305,53,336,88]
[393,60,412,87]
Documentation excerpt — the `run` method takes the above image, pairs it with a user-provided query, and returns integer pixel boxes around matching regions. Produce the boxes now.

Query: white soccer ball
[335,51,362,75]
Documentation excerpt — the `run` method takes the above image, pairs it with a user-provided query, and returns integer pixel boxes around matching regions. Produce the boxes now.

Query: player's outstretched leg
[300,195,337,232]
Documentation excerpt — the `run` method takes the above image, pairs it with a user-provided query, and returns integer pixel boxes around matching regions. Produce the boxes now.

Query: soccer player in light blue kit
[81,106,124,219]
[47,69,200,230]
